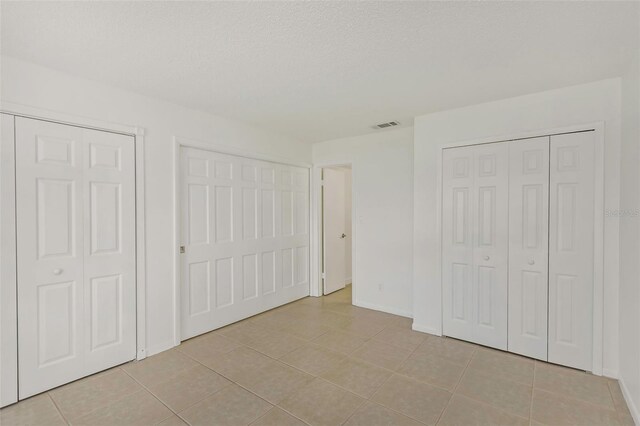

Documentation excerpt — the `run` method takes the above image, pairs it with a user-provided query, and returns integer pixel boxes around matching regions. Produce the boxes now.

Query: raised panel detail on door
[508,137,549,361]
[37,281,76,366]
[180,147,309,339]
[90,274,122,351]
[548,132,595,371]
[443,142,508,349]
[17,117,136,399]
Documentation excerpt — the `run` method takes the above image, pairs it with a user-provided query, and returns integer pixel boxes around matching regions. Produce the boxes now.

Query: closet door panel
[472,142,509,349]
[548,132,595,371]
[508,137,549,361]
[442,147,474,342]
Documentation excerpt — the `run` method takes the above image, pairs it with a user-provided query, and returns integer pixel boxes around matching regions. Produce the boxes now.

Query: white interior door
[508,137,549,361]
[548,131,595,370]
[442,142,508,350]
[180,147,309,340]
[16,117,136,399]
[322,168,347,295]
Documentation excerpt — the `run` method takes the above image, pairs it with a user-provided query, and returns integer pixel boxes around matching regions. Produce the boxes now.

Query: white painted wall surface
[0,56,311,356]
[618,55,640,422]
[413,79,622,375]
[314,127,414,317]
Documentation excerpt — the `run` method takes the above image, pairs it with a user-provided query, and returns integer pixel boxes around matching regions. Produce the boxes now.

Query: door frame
[311,161,356,300]
[436,121,605,375]
[172,136,312,346]
[0,103,147,407]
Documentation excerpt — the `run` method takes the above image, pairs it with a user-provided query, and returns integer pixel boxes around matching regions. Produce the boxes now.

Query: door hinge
[322,272,326,279]
[180,246,185,254]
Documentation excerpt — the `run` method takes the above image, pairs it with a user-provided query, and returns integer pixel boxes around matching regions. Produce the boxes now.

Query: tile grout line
[46,392,71,426]
[117,369,184,425]
[433,341,477,425]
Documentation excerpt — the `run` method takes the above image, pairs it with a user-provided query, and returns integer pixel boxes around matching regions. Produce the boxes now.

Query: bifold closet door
[442,142,509,350]
[508,137,549,361]
[16,117,136,398]
[548,132,595,371]
[180,147,310,340]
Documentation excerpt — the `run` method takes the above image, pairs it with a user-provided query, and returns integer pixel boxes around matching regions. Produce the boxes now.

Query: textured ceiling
[2,1,638,142]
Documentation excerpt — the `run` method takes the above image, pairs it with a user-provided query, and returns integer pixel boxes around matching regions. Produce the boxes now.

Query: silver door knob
[340,233,346,239]
[53,269,63,275]
[528,260,535,265]
[483,256,490,261]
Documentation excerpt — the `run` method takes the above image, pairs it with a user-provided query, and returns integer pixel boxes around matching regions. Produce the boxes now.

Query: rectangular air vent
[373,121,400,129]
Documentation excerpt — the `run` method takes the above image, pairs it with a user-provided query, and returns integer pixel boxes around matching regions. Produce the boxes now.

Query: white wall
[618,55,640,422]
[413,79,622,375]
[314,127,414,317]
[0,56,311,355]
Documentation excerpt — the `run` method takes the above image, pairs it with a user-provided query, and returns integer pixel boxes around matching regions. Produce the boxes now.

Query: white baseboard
[602,368,619,379]
[146,340,177,357]
[619,376,640,425]
[353,299,412,318]
[411,322,442,336]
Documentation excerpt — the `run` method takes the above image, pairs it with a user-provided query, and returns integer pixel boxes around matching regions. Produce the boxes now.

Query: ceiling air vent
[373,121,400,129]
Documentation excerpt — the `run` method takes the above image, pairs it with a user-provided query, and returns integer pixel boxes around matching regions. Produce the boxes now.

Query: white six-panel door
[323,168,347,295]
[548,132,595,370]
[508,137,550,361]
[180,147,309,340]
[16,117,136,398]
[442,142,509,350]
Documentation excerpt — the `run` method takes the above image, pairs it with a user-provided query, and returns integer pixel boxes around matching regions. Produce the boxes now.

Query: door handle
[340,233,347,239]
[53,269,63,275]
[483,256,490,261]
[528,259,535,265]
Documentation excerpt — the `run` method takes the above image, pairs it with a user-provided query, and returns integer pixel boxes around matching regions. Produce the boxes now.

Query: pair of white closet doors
[442,132,595,371]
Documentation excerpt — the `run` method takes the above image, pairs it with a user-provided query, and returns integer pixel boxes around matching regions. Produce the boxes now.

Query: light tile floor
[1,286,634,426]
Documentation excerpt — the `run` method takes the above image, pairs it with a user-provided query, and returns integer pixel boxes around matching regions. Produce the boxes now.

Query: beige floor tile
[146,365,231,412]
[438,394,529,426]
[279,344,347,376]
[344,401,423,426]
[158,414,189,425]
[250,407,307,426]
[412,336,476,366]
[180,384,272,426]
[313,311,353,329]
[351,339,413,370]
[279,378,364,426]
[467,348,534,385]
[457,368,532,418]
[535,362,615,409]
[50,368,143,421]
[531,388,620,425]
[311,329,368,355]
[370,374,451,425]
[277,319,334,340]
[74,389,173,426]
[245,329,308,359]
[396,352,465,391]
[176,332,241,363]
[0,394,66,426]
[122,349,199,388]
[338,316,390,338]
[320,358,392,398]
[608,380,636,425]
[373,325,427,351]
[207,346,313,404]
[218,322,274,345]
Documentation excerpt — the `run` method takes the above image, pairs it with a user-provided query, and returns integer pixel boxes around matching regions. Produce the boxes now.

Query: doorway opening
[321,165,353,298]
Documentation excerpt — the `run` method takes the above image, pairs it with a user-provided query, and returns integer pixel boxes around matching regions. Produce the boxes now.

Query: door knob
[528,260,535,265]
[340,233,346,239]
[53,269,63,275]
[483,256,490,261]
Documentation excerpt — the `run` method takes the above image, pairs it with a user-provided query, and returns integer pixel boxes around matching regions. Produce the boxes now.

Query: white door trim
[0,105,147,407]
[435,122,605,375]
[310,161,356,301]
[172,136,311,346]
